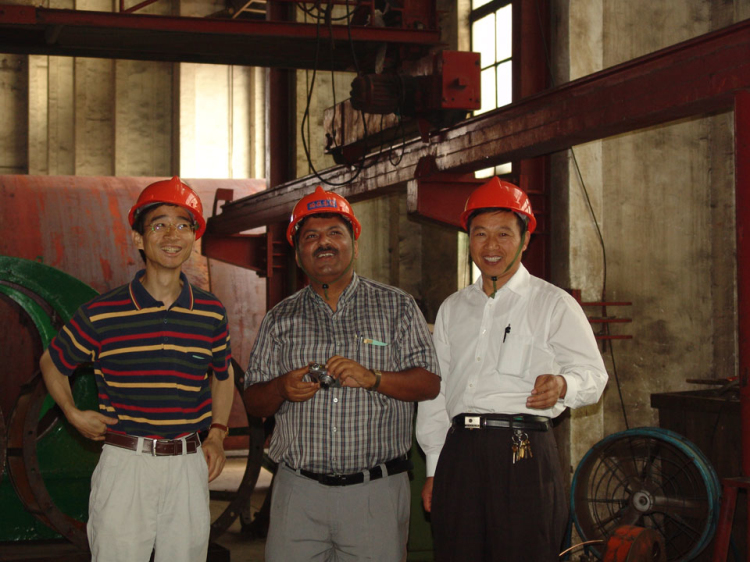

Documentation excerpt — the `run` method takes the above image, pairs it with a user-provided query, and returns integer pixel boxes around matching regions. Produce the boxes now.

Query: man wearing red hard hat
[416,177,609,561]
[244,186,440,561]
[40,177,234,562]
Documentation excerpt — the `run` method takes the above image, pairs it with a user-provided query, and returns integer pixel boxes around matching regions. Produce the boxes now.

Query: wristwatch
[368,369,382,392]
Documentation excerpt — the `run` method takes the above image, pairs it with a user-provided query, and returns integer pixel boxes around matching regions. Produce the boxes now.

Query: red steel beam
[0,4,441,70]
[209,17,750,235]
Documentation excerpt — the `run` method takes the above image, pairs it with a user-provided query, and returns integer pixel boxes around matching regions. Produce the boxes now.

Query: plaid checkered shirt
[244,273,439,474]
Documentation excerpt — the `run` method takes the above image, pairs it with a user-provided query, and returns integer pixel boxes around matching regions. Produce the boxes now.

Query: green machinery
[0,255,99,547]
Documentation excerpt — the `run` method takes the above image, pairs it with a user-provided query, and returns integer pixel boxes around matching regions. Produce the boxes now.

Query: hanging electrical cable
[299,0,371,187]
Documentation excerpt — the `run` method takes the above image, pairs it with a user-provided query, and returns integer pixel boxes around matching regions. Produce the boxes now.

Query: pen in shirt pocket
[503,324,511,343]
[356,331,388,346]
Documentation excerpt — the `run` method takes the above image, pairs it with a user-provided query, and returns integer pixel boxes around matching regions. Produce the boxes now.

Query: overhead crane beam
[207,16,750,235]
[0,3,441,70]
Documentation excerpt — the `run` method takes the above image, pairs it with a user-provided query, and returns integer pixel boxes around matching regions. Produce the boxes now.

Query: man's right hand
[40,349,118,441]
[422,477,434,512]
[275,365,320,402]
[66,408,118,441]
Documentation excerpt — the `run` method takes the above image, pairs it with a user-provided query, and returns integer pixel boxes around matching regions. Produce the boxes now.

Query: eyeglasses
[148,221,197,234]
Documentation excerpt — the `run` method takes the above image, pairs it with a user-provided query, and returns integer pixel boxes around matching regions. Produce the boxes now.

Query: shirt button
[163,337,168,342]
[332,427,337,433]
[163,318,168,324]
[482,329,486,334]
[333,398,339,403]
[476,357,481,361]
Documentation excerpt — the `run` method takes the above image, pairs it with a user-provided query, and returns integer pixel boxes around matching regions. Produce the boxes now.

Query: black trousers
[431,426,568,562]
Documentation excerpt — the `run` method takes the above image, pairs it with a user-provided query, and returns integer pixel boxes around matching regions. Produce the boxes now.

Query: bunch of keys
[511,430,533,464]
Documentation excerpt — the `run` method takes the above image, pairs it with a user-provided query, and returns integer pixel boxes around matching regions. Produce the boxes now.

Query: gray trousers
[265,462,410,562]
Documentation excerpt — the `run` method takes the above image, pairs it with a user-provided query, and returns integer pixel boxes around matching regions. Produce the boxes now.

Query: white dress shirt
[416,265,608,476]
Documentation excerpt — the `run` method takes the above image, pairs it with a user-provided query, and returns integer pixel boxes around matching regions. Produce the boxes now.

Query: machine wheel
[6,371,93,550]
[571,427,720,561]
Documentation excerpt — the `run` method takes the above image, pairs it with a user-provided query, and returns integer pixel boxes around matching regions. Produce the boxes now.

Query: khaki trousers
[87,442,210,562]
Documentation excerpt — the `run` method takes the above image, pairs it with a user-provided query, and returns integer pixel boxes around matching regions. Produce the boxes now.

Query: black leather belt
[292,456,413,487]
[105,432,200,456]
[452,413,550,432]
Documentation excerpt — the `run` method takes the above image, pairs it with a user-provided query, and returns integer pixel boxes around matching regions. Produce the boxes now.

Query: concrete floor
[210,454,271,562]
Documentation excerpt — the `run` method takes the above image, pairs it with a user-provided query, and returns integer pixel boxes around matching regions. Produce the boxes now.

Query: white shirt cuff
[561,374,578,408]
[425,454,441,477]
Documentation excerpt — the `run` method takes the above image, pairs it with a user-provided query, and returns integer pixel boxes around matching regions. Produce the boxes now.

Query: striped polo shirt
[48,270,232,439]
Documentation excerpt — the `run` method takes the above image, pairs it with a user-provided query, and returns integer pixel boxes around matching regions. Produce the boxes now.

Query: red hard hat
[460,177,536,234]
[286,186,362,245]
[128,176,206,239]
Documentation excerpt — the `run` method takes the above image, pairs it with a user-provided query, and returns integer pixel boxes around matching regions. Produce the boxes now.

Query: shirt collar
[129,269,194,310]
[305,272,360,308]
[470,264,530,299]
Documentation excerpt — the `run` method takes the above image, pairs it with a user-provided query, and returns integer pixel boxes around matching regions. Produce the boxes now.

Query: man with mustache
[39,177,234,561]
[244,186,440,562]
[416,177,608,561]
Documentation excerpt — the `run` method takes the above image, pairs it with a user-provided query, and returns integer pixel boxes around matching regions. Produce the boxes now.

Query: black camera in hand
[309,363,340,389]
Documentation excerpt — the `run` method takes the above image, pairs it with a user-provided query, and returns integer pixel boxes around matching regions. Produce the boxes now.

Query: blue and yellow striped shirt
[48,270,232,439]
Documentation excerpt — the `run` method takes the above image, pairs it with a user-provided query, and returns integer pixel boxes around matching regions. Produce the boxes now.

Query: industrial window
[471,0,512,115]
[471,0,512,181]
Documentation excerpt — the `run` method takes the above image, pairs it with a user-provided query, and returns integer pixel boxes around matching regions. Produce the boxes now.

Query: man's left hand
[202,434,227,482]
[526,374,567,410]
[326,355,378,390]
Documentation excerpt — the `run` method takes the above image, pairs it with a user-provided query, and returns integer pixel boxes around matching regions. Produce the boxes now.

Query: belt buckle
[151,438,159,456]
[465,416,482,429]
[326,474,346,486]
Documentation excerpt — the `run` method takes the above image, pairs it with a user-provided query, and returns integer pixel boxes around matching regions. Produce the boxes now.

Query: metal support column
[713,89,750,562]
[736,90,750,478]
[265,0,298,309]
[514,0,549,280]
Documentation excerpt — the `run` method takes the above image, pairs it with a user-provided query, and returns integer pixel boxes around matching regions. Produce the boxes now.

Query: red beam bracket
[569,289,633,341]
[201,233,268,276]
[406,162,483,228]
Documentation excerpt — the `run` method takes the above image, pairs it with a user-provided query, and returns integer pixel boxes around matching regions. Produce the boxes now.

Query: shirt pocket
[496,339,533,379]
[355,331,394,371]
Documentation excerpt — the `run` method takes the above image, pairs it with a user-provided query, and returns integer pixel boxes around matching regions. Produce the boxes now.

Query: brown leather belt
[105,432,200,456]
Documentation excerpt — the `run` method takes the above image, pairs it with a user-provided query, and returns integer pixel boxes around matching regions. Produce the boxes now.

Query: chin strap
[296,246,356,301]
[489,230,527,299]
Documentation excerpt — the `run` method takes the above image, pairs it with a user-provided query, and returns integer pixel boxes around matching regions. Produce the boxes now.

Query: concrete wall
[553,0,746,466]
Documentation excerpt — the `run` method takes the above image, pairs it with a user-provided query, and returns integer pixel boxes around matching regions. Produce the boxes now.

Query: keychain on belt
[511,430,533,464]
